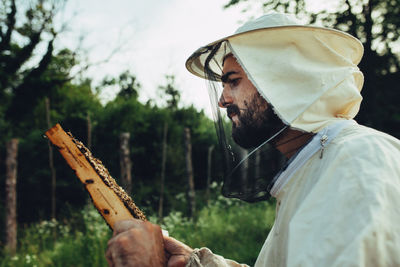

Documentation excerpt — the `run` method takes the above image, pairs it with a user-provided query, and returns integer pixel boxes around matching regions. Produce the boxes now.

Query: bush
[1,197,275,266]
[0,205,111,267]
[160,196,275,265]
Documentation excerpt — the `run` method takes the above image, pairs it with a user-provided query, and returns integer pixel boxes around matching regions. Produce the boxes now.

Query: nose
[218,87,233,108]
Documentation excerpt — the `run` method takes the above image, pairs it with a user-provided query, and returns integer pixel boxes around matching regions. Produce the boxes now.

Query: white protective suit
[185,13,400,267]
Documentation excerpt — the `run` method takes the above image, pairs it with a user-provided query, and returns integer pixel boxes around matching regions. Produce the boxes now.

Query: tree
[0,0,65,249]
[158,75,181,110]
[5,139,18,255]
[119,132,132,196]
[205,145,214,203]
[116,70,141,100]
[0,0,108,226]
[14,72,102,223]
[94,72,218,217]
[0,0,68,137]
[184,127,196,218]
[158,122,168,219]
[45,97,57,219]
[225,0,400,138]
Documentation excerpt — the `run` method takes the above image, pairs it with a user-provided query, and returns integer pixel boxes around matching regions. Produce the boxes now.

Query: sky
[57,0,335,115]
[57,0,254,115]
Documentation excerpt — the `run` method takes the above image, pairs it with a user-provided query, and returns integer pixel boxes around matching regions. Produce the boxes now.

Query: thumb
[164,236,193,255]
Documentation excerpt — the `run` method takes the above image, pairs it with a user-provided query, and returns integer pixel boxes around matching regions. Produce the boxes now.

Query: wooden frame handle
[45,124,135,229]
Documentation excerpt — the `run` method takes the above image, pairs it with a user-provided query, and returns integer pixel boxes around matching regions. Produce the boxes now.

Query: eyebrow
[221,71,238,83]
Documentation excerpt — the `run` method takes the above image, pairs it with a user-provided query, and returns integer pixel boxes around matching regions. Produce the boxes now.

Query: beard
[227,94,285,149]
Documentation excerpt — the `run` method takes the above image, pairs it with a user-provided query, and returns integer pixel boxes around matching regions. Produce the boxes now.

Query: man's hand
[106,219,166,267]
[164,235,193,267]
[106,219,193,267]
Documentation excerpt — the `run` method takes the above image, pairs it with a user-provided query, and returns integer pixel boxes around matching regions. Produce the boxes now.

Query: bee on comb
[45,124,146,230]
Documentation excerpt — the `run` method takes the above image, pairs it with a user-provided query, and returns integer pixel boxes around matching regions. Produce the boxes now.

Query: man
[106,13,400,266]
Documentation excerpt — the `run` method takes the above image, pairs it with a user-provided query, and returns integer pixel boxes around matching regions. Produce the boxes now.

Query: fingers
[106,219,167,267]
[113,219,143,236]
[163,236,193,267]
[107,231,135,267]
[164,236,193,255]
[106,248,113,267]
[106,245,116,267]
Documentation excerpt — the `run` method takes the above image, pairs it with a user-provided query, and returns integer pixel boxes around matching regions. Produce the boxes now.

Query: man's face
[219,55,284,148]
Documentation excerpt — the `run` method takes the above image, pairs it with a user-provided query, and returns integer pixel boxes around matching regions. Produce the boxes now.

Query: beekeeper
[106,13,400,267]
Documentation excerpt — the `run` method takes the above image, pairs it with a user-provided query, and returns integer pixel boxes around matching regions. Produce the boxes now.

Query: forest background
[0,0,399,266]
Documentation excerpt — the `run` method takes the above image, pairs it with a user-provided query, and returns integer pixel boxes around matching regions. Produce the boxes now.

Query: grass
[1,195,275,266]
[1,207,111,267]
[159,196,275,265]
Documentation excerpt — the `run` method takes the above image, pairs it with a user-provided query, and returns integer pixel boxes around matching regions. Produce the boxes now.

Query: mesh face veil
[186,13,364,202]
[192,41,290,202]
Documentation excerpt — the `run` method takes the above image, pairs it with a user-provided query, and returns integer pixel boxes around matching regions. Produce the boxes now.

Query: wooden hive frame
[45,124,146,230]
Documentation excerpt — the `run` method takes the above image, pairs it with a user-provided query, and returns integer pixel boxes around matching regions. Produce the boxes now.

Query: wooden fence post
[206,145,214,203]
[119,133,132,196]
[87,112,92,150]
[184,128,196,217]
[45,97,57,219]
[158,122,168,220]
[5,138,19,255]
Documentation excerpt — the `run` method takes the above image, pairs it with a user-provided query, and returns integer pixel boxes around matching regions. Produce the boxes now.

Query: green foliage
[0,59,217,224]
[158,75,181,110]
[1,0,398,264]
[0,196,275,266]
[0,205,111,267]
[12,78,102,223]
[99,70,141,100]
[162,197,275,265]
[0,2,260,265]
[0,0,68,137]
[93,87,217,217]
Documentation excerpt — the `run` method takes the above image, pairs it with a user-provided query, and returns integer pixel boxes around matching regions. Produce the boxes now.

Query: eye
[228,78,241,87]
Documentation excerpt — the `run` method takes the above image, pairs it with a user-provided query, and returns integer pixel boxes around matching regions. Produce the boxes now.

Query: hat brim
[185,25,363,81]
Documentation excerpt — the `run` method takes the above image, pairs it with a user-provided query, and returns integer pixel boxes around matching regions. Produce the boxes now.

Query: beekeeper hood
[185,12,364,202]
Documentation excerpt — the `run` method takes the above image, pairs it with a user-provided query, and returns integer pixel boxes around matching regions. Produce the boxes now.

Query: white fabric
[186,13,364,132]
[187,248,248,267]
[270,119,356,197]
[255,122,400,266]
[234,13,302,35]
[228,30,363,132]
[186,13,363,82]
[188,123,400,267]
[185,12,400,267]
